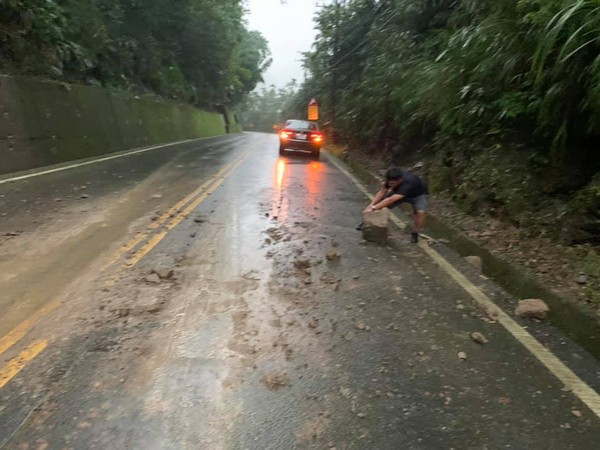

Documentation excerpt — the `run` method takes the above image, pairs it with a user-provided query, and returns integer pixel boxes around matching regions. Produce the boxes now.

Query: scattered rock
[577,273,587,285]
[261,374,289,391]
[80,194,90,199]
[464,255,483,272]
[458,351,467,360]
[116,308,130,318]
[498,397,511,405]
[480,307,499,323]
[266,227,285,242]
[3,232,19,237]
[485,307,500,318]
[194,217,206,224]
[151,194,163,199]
[515,299,550,320]
[144,273,161,284]
[470,332,488,344]
[326,251,341,261]
[354,322,371,331]
[152,267,174,280]
[54,198,62,202]
[294,258,311,269]
[308,319,318,329]
[320,272,341,285]
[362,209,389,244]
[356,413,366,419]
[571,410,582,418]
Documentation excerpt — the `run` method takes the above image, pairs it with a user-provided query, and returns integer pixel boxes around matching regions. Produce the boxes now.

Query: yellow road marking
[326,152,600,418]
[125,152,249,267]
[100,150,249,273]
[0,340,48,389]
[0,143,257,383]
[0,301,59,357]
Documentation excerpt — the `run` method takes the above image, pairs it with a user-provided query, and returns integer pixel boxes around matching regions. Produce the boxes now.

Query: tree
[0,0,270,109]
[290,0,599,170]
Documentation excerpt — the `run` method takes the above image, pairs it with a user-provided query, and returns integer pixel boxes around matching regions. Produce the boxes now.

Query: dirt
[260,374,290,391]
[431,194,599,313]
[4,140,600,448]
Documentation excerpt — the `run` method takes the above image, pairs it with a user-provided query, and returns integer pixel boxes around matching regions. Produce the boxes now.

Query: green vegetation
[0,75,227,174]
[238,80,299,132]
[0,0,271,108]
[287,0,600,245]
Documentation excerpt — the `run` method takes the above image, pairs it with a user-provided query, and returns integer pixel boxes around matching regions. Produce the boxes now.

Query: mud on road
[1,133,599,449]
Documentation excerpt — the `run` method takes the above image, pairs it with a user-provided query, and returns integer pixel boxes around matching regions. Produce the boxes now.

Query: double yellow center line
[0,147,252,389]
[104,148,250,276]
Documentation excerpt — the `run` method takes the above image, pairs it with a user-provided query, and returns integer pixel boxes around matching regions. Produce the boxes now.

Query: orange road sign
[308,98,319,121]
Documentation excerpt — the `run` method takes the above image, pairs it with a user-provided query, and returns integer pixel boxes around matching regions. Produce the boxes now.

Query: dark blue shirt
[386,171,428,198]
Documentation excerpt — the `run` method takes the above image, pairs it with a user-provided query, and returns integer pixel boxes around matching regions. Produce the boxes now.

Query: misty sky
[246,0,319,88]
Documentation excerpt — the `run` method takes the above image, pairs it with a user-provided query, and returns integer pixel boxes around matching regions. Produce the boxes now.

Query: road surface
[0,133,599,449]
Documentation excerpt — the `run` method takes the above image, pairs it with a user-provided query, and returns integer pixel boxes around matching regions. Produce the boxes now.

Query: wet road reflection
[305,159,325,211]
[276,158,286,189]
[2,134,600,449]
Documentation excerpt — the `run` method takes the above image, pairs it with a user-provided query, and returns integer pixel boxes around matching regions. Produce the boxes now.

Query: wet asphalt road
[0,132,600,449]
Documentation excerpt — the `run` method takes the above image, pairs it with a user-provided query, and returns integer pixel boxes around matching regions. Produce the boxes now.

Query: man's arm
[376,194,404,209]
[367,183,389,208]
[366,194,404,212]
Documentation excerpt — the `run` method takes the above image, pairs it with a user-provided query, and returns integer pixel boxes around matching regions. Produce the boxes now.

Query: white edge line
[325,152,600,418]
[0,136,221,185]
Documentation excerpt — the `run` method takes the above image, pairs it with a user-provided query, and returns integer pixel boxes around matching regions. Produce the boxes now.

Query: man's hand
[364,194,403,214]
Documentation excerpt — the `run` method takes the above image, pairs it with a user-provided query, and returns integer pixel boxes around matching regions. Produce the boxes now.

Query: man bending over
[362,167,428,243]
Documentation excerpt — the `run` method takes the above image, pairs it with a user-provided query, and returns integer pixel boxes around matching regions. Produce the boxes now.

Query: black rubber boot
[411,232,419,243]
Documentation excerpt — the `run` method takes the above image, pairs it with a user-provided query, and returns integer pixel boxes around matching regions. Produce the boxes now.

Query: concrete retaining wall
[0,75,234,174]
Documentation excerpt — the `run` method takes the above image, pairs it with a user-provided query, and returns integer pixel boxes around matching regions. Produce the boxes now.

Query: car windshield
[285,120,318,131]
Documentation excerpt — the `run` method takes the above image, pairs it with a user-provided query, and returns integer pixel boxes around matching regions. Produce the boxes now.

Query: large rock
[362,209,390,244]
[515,299,550,320]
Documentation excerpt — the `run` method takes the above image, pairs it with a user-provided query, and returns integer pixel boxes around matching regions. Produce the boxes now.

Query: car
[278,119,324,159]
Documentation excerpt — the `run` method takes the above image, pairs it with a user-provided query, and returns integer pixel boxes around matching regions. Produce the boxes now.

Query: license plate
[296,134,307,140]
